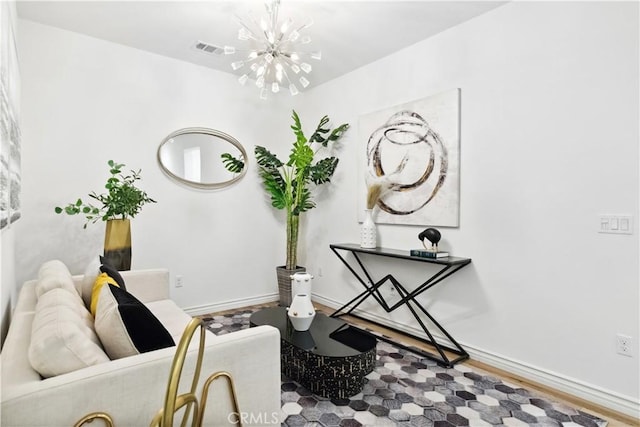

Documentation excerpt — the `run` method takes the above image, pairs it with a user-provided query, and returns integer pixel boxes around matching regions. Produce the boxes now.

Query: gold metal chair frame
[150,317,242,427]
[73,412,114,427]
[73,318,241,427]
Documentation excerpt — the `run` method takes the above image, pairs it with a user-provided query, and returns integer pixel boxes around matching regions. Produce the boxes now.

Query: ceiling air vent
[192,41,222,55]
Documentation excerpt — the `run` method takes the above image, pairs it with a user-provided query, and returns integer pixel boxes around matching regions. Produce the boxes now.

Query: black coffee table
[250,307,376,399]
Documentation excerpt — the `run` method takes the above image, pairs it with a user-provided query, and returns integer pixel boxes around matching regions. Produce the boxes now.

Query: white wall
[9,0,639,417]
[300,1,639,414]
[14,19,305,310]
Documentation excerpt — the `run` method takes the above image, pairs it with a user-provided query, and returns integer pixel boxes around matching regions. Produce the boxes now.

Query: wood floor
[205,302,639,426]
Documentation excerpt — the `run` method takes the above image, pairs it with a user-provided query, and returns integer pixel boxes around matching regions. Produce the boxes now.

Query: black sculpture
[418,228,441,251]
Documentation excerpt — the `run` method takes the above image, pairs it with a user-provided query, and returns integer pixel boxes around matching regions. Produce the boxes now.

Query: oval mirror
[157,127,247,189]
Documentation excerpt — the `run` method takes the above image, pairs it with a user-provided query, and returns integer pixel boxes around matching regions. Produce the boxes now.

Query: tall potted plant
[55,160,156,270]
[251,110,349,305]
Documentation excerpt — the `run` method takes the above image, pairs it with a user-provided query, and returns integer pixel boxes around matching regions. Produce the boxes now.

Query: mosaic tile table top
[202,309,607,427]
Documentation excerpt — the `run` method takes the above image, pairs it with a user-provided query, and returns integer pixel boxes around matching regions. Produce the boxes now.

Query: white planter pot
[291,272,313,302]
[287,294,316,331]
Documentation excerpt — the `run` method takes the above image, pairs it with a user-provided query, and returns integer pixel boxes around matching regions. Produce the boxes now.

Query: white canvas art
[0,1,20,230]
[359,89,460,226]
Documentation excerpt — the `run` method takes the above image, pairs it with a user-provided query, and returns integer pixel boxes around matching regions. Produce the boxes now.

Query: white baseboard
[183,293,279,317]
[312,294,640,418]
[465,344,639,418]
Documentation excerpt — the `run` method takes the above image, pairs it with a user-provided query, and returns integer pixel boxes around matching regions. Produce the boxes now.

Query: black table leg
[329,245,471,367]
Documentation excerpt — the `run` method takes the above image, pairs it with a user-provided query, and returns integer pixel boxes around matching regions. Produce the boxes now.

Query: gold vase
[104,219,132,271]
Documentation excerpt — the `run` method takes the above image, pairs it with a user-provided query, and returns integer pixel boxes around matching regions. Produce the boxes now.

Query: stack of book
[409,249,449,259]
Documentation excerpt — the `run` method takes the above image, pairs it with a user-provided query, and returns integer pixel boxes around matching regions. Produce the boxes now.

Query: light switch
[599,215,633,234]
[620,218,630,231]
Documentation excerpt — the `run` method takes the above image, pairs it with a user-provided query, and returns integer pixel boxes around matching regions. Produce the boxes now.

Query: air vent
[192,41,222,55]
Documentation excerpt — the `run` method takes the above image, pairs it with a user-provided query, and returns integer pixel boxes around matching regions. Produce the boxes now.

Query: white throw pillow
[81,257,101,308]
[94,284,175,360]
[35,260,77,299]
[28,288,109,378]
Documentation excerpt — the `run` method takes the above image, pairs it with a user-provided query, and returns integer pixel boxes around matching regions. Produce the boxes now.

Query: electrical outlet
[616,334,633,357]
[175,275,183,288]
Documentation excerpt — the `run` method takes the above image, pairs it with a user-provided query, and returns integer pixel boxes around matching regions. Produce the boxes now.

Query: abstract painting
[359,89,460,227]
[1,1,21,230]
[0,95,9,230]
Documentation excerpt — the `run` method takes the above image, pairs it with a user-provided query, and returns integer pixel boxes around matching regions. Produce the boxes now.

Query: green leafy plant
[240,110,349,269]
[221,152,245,173]
[55,160,156,228]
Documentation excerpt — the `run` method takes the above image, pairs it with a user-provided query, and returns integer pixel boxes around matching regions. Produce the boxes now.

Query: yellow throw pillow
[90,273,119,316]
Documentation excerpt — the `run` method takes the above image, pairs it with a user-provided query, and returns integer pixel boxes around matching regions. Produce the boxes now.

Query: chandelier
[224,0,321,99]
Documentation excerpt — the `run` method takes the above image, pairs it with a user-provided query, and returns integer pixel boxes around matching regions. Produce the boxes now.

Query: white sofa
[1,268,282,426]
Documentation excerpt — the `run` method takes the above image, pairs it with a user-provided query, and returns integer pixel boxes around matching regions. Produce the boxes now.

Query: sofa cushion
[94,284,175,360]
[39,286,96,332]
[35,260,77,299]
[145,299,196,342]
[28,288,110,378]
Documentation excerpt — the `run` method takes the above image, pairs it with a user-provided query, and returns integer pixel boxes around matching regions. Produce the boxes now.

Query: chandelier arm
[294,20,313,32]
[234,15,263,42]
[281,51,318,58]
[279,67,293,85]
[274,30,287,45]
[229,47,269,56]
[278,55,298,67]
[241,11,263,34]
[268,0,280,31]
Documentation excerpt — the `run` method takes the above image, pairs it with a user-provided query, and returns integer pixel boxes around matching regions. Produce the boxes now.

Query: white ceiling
[17,1,507,89]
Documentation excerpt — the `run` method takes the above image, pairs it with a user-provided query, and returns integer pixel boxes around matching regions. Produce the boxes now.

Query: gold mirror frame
[157,127,248,189]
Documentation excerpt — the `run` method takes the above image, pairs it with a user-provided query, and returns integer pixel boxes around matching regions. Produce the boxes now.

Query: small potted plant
[225,110,349,305]
[55,160,156,270]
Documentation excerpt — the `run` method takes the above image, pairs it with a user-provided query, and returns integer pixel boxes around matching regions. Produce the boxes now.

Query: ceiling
[17,1,507,89]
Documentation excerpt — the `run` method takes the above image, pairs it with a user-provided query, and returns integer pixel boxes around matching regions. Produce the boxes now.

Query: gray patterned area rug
[202,309,607,427]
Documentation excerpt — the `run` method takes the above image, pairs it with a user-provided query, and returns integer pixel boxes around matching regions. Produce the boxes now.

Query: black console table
[330,243,472,367]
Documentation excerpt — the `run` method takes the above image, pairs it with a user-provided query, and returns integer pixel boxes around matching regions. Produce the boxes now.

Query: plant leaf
[255,146,283,169]
[290,110,306,143]
[221,152,245,173]
[292,186,315,215]
[308,115,331,144]
[327,123,350,142]
[255,146,287,209]
[289,136,313,170]
[309,157,339,185]
[55,159,155,227]
[261,169,287,209]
